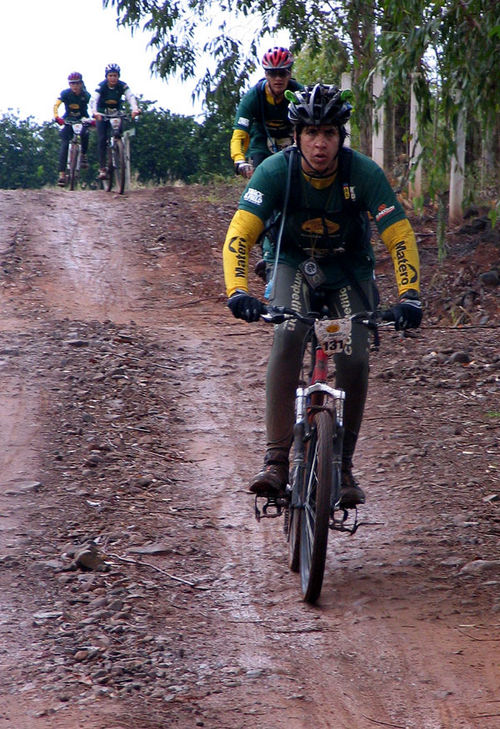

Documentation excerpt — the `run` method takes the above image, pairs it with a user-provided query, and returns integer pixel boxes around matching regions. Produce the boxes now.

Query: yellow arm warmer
[223,209,265,296]
[381,218,420,297]
[53,98,63,119]
[230,129,250,164]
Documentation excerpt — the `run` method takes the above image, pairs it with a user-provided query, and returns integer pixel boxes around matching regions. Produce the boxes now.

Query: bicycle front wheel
[287,501,301,573]
[105,145,114,192]
[113,138,126,194]
[300,410,333,603]
[68,144,79,190]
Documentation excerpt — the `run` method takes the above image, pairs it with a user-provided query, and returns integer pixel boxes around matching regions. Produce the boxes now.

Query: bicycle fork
[291,347,347,517]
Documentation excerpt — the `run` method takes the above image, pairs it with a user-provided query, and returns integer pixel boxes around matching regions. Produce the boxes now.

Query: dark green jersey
[238,147,408,288]
[233,79,303,158]
[58,88,91,119]
[94,79,130,113]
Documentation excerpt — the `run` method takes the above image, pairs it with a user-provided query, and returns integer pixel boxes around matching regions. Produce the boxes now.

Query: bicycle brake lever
[261,313,286,324]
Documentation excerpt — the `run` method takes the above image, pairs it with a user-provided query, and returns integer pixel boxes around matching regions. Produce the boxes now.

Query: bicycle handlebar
[261,305,395,327]
[63,117,94,125]
[98,111,131,120]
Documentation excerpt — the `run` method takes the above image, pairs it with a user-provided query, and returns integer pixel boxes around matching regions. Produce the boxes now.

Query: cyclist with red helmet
[230,47,303,179]
[53,72,91,187]
[91,63,140,180]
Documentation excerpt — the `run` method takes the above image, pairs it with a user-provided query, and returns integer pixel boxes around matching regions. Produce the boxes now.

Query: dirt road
[0,187,498,729]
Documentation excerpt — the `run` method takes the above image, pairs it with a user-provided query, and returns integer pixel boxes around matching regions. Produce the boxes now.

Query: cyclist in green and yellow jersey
[230,47,303,179]
[223,84,422,507]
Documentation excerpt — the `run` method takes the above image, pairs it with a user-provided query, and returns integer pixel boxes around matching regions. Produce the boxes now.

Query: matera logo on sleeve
[237,116,250,128]
[395,241,418,286]
[227,237,247,279]
[243,188,263,205]
[375,203,395,222]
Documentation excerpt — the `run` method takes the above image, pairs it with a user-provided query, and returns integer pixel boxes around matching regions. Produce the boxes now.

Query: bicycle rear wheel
[300,410,333,603]
[68,144,79,190]
[113,137,126,194]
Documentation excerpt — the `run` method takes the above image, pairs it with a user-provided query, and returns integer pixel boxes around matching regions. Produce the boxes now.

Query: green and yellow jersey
[223,147,420,298]
[230,79,303,164]
[53,87,91,120]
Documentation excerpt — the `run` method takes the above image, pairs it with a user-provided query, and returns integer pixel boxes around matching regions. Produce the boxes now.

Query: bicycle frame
[101,111,128,146]
[100,112,130,194]
[291,327,346,519]
[64,119,91,190]
[66,122,84,164]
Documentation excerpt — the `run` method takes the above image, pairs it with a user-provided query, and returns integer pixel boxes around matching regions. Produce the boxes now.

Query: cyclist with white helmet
[91,63,140,180]
[53,72,91,186]
[223,83,422,507]
[230,47,303,179]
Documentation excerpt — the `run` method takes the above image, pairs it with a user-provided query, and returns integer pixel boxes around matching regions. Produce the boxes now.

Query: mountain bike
[64,118,93,191]
[100,111,130,194]
[256,301,394,604]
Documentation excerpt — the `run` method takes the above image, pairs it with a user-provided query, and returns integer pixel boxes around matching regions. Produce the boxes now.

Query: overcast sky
[0,0,290,124]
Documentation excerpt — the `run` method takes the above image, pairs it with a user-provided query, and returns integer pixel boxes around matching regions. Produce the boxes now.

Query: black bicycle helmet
[287,83,352,128]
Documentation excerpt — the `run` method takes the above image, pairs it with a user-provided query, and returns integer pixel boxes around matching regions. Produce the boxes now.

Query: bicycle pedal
[254,494,288,522]
[330,505,360,534]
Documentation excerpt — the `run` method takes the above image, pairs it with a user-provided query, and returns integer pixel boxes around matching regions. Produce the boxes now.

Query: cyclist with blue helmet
[91,63,140,180]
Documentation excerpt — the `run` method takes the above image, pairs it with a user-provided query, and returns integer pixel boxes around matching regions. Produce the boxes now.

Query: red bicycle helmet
[262,47,294,70]
[68,72,83,82]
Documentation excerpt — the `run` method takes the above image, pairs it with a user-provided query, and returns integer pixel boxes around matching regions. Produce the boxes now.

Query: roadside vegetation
[1,0,498,225]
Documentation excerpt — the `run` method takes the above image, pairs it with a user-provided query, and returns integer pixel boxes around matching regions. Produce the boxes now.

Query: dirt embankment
[0,186,498,729]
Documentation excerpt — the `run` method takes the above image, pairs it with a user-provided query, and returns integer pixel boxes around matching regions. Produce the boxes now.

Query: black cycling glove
[227,290,265,322]
[391,290,423,331]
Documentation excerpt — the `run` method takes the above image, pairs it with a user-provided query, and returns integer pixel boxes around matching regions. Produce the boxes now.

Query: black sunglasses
[266,69,290,77]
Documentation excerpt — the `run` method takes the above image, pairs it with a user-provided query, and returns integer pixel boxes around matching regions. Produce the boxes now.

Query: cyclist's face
[69,81,83,94]
[265,69,291,97]
[106,72,119,87]
[298,125,341,175]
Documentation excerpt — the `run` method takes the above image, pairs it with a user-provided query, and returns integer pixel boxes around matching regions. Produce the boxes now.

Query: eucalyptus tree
[104,0,498,214]
[103,0,379,153]
[375,0,500,213]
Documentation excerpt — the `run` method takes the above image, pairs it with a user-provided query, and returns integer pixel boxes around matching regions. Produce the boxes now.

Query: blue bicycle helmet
[105,63,121,76]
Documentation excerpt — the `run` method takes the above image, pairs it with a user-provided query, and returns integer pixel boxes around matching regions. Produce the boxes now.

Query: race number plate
[314,318,352,354]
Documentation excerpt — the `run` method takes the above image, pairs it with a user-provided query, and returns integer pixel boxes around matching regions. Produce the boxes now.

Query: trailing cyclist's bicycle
[255,301,394,604]
[100,111,130,194]
[63,118,93,191]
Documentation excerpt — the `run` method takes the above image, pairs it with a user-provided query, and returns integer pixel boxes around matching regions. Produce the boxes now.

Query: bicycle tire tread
[300,410,333,603]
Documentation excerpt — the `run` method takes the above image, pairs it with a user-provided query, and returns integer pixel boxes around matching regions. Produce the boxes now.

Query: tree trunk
[372,73,384,167]
[384,95,395,177]
[449,106,466,226]
[348,1,375,156]
[409,78,423,201]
